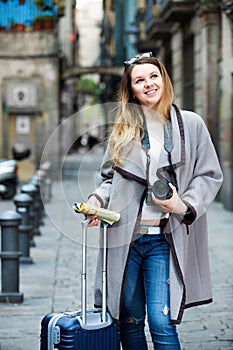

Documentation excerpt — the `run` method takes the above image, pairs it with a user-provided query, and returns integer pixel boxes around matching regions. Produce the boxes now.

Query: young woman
[86,53,223,349]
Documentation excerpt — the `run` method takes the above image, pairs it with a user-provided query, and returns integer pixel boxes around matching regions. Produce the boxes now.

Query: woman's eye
[135,79,143,84]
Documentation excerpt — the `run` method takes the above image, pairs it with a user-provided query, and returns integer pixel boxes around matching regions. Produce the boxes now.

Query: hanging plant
[34,0,45,11]
[34,0,44,6]
[57,1,65,16]
[58,1,65,10]
[34,0,53,11]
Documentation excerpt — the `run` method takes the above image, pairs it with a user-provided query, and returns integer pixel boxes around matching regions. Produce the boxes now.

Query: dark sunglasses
[124,52,153,67]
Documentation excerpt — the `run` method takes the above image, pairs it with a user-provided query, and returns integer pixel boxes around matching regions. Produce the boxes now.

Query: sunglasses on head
[124,52,153,67]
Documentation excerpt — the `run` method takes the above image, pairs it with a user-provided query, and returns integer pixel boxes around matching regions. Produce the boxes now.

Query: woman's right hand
[85,196,101,226]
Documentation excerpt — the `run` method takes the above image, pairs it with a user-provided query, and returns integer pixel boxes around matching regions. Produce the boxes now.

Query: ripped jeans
[120,234,181,350]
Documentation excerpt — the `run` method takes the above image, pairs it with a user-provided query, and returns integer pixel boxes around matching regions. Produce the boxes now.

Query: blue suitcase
[40,220,121,350]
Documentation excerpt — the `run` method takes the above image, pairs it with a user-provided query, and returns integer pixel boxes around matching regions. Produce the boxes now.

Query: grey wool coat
[91,105,223,324]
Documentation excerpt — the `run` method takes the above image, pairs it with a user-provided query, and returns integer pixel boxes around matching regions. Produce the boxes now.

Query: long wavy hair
[109,56,174,165]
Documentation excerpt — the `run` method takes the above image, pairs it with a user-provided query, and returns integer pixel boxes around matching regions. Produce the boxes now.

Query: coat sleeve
[88,144,114,208]
[180,116,223,224]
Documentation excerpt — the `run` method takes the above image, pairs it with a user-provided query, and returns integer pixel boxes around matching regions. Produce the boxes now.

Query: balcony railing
[0,0,65,32]
[145,0,195,31]
[159,0,195,21]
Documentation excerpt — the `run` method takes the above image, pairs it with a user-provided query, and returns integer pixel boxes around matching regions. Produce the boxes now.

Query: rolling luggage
[40,219,121,350]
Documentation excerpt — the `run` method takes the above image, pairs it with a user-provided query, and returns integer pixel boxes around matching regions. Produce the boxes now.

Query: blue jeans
[120,234,181,350]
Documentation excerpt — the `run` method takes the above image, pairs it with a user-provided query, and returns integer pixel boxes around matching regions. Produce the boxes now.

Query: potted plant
[41,15,54,30]
[32,21,41,31]
[9,19,17,31]
[15,23,25,31]
[33,15,54,31]
[57,1,65,16]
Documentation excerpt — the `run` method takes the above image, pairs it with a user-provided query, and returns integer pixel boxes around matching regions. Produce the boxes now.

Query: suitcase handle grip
[81,219,108,325]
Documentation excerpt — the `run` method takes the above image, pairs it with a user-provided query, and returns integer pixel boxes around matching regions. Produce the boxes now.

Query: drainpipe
[123,0,139,59]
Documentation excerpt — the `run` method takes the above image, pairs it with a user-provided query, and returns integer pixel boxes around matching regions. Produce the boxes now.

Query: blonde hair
[110,56,174,165]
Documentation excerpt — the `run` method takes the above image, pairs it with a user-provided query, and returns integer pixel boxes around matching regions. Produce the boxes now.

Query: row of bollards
[0,162,52,303]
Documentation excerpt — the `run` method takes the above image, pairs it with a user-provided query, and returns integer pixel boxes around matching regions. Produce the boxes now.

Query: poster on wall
[16,115,30,134]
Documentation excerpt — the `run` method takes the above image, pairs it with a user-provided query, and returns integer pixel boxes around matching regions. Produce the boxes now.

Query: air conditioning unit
[5,81,40,112]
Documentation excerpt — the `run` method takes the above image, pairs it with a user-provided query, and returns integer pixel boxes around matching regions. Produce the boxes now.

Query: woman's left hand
[152,183,188,215]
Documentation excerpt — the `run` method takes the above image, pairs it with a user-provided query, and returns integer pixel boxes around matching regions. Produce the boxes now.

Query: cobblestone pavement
[178,201,233,350]
[0,152,232,349]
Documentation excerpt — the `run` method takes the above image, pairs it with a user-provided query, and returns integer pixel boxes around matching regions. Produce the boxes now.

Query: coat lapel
[114,140,147,184]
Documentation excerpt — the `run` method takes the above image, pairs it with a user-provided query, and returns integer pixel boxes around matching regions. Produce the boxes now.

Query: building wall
[193,15,203,116]
[0,32,60,180]
[160,6,232,209]
[171,24,183,106]
[220,13,233,210]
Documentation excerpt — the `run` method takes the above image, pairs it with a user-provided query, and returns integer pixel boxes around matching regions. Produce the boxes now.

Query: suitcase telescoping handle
[81,219,108,325]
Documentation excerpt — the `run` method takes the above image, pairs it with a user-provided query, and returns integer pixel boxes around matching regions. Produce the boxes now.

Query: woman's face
[130,63,164,109]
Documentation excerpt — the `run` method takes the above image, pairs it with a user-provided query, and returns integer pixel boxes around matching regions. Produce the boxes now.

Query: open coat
[91,105,223,324]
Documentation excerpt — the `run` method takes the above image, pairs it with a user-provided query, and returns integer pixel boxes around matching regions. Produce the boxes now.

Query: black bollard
[40,161,52,203]
[43,178,52,203]
[29,174,44,226]
[0,210,24,303]
[36,169,46,205]
[36,169,46,224]
[27,180,41,236]
[21,183,39,244]
[14,193,33,264]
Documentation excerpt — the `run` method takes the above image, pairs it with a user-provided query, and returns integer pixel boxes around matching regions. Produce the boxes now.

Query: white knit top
[141,120,168,221]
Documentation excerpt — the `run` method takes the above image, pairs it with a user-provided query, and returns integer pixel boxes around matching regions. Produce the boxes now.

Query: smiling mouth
[145,89,157,95]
